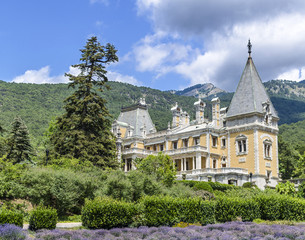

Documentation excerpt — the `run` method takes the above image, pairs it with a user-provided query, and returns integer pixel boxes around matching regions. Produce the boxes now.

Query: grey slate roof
[117,104,156,137]
[226,57,278,119]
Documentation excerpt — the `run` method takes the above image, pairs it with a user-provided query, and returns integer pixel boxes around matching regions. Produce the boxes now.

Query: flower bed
[2,222,305,239]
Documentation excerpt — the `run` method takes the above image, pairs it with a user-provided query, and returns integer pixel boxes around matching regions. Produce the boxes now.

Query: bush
[163,182,195,198]
[215,197,260,222]
[141,195,215,226]
[279,196,305,221]
[0,210,23,227]
[81,197,137,229]
[208,181,236,191]
[18,167,97,216]
[127,170,163,201]
[193,182,213,192]
[298,181,305,198]
[103,170,133,202]
[255,195,281,221]
[242,182,253,188]
[29,206,57,231]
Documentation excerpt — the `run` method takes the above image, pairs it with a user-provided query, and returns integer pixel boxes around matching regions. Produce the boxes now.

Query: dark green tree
[6,116,34,164]
[50,36,119,168]
[278,136,299,179]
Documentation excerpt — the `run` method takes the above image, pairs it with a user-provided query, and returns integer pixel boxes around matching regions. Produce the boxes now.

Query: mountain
[0,79,305,141]
[170,83,227,98]
[174,80,305,125]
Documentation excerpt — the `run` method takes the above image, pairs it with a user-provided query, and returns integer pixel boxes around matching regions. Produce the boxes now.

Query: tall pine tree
[7,116,34,164]
[50,36,119,168]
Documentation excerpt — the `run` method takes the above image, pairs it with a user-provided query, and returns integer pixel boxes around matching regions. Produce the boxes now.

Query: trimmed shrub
[215,197,260,222]
[81,197,137,229]
[242,182,253,188]
[255,195,281,221]
[29,206,57,231]
[193,182,213,192]
[208,182,236,191]
[279,196,305,221]
[0,210,23,227]
[141,195,215,226]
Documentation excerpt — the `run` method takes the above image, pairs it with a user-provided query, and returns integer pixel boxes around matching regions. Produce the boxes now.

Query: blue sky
[1,0,305,91]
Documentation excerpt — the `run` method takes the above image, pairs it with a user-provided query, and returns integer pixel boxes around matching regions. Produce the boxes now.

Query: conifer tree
[50,36,119,168]
[6,116,34,164]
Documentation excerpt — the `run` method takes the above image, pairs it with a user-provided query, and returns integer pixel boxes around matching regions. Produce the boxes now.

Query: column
[196,153,201,169]
[124,159,127,172]
[180,158,184,171]
[192,157,196,170]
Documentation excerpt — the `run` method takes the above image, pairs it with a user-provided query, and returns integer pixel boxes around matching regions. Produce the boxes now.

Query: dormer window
[236,135,248,155]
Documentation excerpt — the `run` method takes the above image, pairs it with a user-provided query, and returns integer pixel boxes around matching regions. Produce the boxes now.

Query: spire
[248,39,252,57]
[226,41,278,120]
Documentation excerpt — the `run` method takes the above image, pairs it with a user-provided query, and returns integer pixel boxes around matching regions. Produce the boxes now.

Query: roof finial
[248,39,252,57]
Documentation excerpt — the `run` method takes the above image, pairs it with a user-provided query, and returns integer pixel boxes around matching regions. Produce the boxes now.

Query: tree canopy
[50,36,119,168]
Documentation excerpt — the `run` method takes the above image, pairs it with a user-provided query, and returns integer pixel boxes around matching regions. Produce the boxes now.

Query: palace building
[112,41,279,189]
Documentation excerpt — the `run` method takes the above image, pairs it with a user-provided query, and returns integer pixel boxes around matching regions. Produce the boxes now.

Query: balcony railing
[177,167,248,175]
[164,145,207,156]
[122,145,207,157]
[122,148,157,156]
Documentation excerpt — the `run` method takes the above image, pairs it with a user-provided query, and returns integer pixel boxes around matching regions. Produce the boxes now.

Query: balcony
[177,167,248,176]
[164,145,207,156]
[122,147,157,156]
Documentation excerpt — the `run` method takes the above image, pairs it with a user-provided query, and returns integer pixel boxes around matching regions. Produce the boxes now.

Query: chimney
[194,98,206,124]
[171,102,181,127]
[211,97,220,127]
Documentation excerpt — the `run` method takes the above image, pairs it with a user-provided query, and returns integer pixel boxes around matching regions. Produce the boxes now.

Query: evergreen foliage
[6,116,34,164]
[50,36,119,168]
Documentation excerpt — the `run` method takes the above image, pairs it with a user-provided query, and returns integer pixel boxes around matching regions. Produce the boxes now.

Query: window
[213,159,217,169]
[126,159,132,171]
[221,138,226,148]
[173,141,178,149]
[124,145,130,149]
[212,136,217,147]
[160,144,164,151]
[221,156,227,168]
[228,179,237,186]
[183,139,188,148]
[153,145,157,151]
[236,135,247,155]
[264,140,272,159]
[146,147,150,150]
[194,137,200,145]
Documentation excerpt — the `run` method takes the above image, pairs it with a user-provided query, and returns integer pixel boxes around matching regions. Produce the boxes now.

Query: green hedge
[255,195,281,221]
[193,182,213,192]
[29,206,58,231]
[178,180,236,192]
[215,197,260,222]
[0,209,23,227]
[81,197,137,229]
[141,195,215,226]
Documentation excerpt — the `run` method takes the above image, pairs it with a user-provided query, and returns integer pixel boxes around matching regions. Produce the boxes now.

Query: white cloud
[134,0,305,90]
[276,67,305,81]
[12,66,80,84]
[107,71,142,86]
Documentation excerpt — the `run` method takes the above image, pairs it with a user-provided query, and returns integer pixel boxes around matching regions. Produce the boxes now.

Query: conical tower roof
[226,41,278,119]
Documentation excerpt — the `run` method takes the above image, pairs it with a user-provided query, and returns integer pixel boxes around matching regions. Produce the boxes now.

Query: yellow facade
[229,130,256,174]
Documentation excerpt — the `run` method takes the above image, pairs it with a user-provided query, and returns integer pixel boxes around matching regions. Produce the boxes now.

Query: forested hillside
[0,79,305,141]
